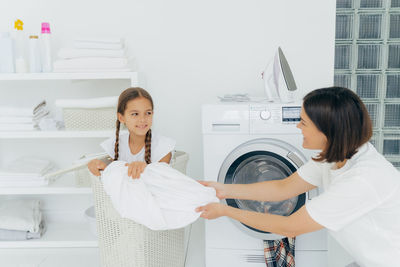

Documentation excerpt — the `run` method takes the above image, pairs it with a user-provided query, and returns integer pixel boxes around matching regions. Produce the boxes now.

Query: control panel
[249,103,302,134]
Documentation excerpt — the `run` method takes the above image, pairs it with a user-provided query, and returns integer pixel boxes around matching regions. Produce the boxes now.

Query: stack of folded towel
[0,100,50,131]
[0,157,56,187]
[53,38,130,73]
[55,95,118,109]
[0,199,46,241]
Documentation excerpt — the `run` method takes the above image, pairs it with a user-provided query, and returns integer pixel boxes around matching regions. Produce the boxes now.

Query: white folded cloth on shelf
[58,48,126,59]
[102,161,219,230]
[0,124,37,131]
[0,117,35,124]
[74,41,123,50]
[53,58,128,70]
[74,38,123,44]
[0,199,42,232]
[55,96,118,109]
[0,221,46,241]
[53,68,131,73]
[0,100,46,117]
[0,157,56,187]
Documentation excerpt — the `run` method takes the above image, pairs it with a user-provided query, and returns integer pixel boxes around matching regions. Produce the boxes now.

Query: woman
[196,87,400,267]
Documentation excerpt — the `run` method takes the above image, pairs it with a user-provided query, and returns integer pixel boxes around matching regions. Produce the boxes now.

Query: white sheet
[102,161,219,230]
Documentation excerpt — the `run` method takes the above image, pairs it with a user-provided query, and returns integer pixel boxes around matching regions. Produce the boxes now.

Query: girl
[196,87,400,267]
[88,87,175,178]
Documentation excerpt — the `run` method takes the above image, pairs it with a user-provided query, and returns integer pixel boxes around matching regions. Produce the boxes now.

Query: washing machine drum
[233,154,298,216]
[218,139,307,238]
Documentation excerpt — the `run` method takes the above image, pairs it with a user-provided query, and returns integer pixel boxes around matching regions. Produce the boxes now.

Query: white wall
[0,0,336,178]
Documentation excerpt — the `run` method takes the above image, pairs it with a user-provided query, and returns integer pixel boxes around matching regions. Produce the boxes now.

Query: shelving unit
[0,71,139,266]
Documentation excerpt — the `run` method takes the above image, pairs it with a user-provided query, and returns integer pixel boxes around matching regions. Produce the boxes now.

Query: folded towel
[0,100,46,117]
[0,117,35,124]
[0,124,37,131]
[55,96,118,109]
[53,68,131,73]
[264,238,295,267]
[0,157,53,176]
[0,180,49,187]
[74,41,123,50]
[53,58,128,70]
[58,48,126,59]
[74,38,123,44]
[0,221,46,241]
[0,199,42,232]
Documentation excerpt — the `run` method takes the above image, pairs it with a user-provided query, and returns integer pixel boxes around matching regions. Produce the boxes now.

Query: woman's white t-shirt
[100,131,175,163]
[297,143,400,267]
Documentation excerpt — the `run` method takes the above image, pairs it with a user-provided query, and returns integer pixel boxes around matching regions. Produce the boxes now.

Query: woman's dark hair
[303,86,372,163]
[114,87,154,164]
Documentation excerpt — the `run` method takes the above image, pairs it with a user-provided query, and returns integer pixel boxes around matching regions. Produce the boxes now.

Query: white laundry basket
[91,151,189,267]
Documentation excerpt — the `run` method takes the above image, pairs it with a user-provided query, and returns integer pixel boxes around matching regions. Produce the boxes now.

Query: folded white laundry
[102,161,219,230]
[58,48,126,59]
[0,124,37,131]
[0,199,42,232]
[0,180,49,187]
[55,96,118,109]
[0,221,46,241]
[53,57,128,70]
[0,100,46,117]
[0,117,35,124]
[74,38,123,44]
[0,157,54,176]
[53,68,131,73]
[74,41,123,50]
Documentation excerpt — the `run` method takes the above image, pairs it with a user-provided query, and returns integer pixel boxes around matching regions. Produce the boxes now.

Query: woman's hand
[195,203,227,220]
[87,159,107,176]
[125,161,147,179]
[198,181,228,199]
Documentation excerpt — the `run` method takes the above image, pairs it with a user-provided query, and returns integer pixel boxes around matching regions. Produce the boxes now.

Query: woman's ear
[117,112,125,124]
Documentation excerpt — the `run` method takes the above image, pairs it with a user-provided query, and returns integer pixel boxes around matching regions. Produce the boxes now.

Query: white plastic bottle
[41,22,52,72]
[29,35,41,73]
[0,32,15,73]
[14,19,27,73]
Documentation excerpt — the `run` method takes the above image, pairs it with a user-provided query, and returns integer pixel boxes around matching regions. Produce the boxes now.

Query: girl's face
[118,97,153,136]
[296,107,327,150]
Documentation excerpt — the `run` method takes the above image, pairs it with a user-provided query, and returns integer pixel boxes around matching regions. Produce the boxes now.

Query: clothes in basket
[102,161,219,230]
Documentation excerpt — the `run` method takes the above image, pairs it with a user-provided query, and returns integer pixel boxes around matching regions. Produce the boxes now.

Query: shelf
[0,221,98,248]
[0,173,92,195]
[0,130,122,139]
[0,72,138,83]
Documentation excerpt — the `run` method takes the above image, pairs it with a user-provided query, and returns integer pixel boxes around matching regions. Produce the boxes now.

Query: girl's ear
[117,112,125,124]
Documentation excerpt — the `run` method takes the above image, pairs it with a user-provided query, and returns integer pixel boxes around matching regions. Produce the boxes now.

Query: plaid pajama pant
[264,237,296,267]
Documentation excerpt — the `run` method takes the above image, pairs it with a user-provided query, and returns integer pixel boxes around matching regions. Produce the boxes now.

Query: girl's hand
[198,181,228,199]
[125,161,147,179]
[88,159,107,176]
[195,203,227,220]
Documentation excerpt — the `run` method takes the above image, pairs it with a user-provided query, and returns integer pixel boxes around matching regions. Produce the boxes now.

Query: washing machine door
[218,138,307,240]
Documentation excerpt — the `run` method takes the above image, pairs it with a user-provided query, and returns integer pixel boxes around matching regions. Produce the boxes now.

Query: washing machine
[202,102,328,267]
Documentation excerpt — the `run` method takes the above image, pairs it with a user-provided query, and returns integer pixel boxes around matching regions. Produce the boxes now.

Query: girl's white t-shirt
[100,131,175,163]
[297,142,400,267]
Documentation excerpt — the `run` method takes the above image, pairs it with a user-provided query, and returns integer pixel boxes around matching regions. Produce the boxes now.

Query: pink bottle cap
[41,22,51,34]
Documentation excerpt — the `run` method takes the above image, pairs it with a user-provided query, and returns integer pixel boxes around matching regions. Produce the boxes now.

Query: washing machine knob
[260,110,271,120]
